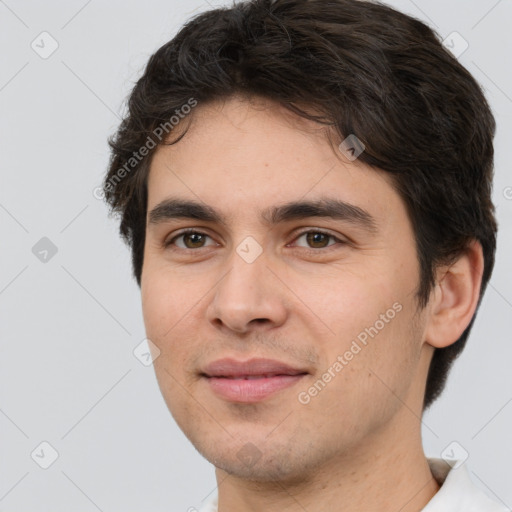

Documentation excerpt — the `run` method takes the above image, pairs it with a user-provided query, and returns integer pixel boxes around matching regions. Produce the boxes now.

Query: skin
[141,94,484,512]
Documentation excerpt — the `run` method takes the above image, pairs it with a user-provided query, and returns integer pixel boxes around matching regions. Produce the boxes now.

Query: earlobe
[425,240,484,349]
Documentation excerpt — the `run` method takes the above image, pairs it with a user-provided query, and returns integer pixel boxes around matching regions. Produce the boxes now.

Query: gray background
[0,0,511,510]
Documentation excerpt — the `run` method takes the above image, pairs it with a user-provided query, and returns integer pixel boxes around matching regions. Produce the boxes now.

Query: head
[103,0,496,482]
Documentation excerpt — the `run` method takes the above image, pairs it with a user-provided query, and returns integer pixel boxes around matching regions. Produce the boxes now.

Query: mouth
[200,358,309,403]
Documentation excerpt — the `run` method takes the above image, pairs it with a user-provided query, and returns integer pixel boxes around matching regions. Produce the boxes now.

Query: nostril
[253,318,269,324]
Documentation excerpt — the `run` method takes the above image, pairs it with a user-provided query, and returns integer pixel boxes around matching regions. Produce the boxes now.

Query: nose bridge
[219,240,269,310]
[207,237,287,332]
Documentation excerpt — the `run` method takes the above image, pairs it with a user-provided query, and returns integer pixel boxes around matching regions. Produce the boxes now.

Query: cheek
[309,264,418,399]
[141,273,196,421]
[303,307,419,444]
[141,272,189,392]
[313,267,397,343]
[141,266,193,340]
[141,263,213,364]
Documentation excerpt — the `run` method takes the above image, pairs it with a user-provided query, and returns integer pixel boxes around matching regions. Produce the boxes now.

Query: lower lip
[205,374,306,403]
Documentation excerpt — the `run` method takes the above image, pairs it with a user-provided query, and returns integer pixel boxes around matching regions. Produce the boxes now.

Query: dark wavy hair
[103,0,497,411]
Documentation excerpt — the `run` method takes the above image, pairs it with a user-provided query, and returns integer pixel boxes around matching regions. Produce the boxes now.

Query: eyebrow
[148,197,378,233]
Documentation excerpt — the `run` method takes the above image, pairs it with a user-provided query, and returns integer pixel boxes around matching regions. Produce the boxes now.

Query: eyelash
[163,228,346,254]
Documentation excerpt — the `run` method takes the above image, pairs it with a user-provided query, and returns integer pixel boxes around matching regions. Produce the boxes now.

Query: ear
[424,240,484,349]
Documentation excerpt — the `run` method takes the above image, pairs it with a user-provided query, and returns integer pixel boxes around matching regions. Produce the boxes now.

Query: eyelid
[288,228,347,250]
[164,228,218,249]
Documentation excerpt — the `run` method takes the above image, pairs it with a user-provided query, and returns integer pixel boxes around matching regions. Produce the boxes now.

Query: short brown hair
[103,0,497,411]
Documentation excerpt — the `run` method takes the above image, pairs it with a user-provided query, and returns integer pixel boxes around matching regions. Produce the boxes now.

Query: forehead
[146,95,404,231]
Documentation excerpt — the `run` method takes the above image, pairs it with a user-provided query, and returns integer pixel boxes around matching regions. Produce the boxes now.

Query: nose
[206,248,289,334]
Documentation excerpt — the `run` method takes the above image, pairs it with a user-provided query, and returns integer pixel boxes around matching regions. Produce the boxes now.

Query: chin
[194,436,324,485]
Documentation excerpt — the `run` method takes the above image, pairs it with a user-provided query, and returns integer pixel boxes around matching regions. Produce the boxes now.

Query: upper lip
[202,358,309,378]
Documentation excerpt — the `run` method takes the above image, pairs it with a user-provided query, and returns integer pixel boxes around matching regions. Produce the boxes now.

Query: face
[141,95,433,483]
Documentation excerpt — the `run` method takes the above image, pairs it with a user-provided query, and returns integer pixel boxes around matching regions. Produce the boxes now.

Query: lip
[201,358,309,403]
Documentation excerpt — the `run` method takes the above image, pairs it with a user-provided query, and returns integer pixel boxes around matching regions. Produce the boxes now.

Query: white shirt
[198,458,510,512]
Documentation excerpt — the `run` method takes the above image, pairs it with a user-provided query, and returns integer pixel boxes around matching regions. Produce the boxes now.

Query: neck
[215,405,440,512]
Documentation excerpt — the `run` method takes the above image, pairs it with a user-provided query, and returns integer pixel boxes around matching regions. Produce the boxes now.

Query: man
[103,0,508,510]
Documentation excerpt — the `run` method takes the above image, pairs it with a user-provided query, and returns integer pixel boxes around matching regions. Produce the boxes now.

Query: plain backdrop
[0,0,511,510]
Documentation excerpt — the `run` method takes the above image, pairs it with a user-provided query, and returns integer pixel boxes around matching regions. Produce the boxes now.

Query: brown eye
[293,230,341,250]
[305,232,331,248]
[182,232,207,248]
[165,230,215,249]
